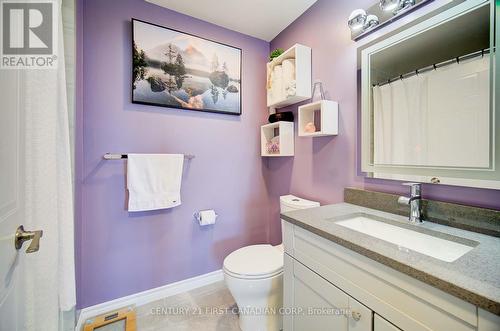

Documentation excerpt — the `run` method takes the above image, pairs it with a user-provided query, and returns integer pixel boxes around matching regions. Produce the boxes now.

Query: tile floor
[99,281,240,331]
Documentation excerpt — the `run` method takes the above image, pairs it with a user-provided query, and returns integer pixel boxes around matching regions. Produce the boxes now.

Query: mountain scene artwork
[132,19,242,115]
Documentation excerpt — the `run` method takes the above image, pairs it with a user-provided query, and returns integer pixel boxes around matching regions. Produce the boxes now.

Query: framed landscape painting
[132,19,242,115]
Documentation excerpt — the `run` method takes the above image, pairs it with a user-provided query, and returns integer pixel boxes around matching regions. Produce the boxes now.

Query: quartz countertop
[281,203,500,316]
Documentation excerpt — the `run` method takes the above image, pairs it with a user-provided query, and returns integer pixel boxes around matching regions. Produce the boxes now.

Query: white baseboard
[75,269,224,331]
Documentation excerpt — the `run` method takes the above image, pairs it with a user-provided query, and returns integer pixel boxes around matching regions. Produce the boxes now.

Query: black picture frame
[131,18,242,115]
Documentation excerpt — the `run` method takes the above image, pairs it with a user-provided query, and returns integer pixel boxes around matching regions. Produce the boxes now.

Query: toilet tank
[280,195,320,212]
[279,195,320,249]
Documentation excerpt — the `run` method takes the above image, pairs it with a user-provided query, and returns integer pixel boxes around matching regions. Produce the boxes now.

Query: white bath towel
[127,154,184,212]
[285,80,297,97]
[282,59,295,83]
[271,65,283,103]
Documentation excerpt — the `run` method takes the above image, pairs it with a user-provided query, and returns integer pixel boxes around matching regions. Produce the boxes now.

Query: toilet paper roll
[197,209,217,226]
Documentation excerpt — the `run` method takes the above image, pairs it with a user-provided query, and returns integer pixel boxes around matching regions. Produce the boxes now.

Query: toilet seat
[223,244,283,279]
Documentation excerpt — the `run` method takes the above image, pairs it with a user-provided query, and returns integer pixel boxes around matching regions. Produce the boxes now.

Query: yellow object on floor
[83,306,136,331]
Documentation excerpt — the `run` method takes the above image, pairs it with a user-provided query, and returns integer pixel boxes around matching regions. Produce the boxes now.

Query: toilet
[223,195,320,331]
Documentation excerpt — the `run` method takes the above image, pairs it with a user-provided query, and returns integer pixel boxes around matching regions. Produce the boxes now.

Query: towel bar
[103,153,195,160]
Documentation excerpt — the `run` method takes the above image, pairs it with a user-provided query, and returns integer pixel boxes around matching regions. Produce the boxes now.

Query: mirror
[360,0,499,189]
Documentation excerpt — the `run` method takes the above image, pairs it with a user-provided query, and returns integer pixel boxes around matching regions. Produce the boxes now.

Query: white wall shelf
[261,121,294,157]
[298,100,338,137]
[266,44,312,109]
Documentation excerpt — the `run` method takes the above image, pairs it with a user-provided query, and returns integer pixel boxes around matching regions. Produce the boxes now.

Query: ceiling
[145,0,318,41]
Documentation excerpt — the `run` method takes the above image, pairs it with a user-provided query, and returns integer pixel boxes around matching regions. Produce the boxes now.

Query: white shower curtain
[21,0,76,329]
[373,55,490,168]
[373,72,428,165]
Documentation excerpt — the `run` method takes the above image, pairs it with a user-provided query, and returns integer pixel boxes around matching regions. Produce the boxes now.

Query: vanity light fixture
[365,14,380,28]
[379,0,400,12]
[398,0,416,12]
[350,0,430,40]
[348,9,367,31]
[380,0,416,14]
[348,9,379,33]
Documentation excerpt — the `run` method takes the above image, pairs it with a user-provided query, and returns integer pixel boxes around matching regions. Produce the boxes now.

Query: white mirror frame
[360,0,500,190]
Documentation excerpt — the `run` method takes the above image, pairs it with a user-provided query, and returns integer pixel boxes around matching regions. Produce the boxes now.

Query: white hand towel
[127,154,184,212]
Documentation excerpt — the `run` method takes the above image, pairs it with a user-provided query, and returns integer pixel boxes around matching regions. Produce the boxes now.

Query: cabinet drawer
[291,225,477,331]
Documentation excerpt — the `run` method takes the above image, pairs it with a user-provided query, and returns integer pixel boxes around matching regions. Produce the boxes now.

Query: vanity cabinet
[282,220,497,331]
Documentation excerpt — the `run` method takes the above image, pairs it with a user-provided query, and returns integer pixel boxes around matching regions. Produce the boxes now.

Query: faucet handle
[402,182,421,187]
[402,182,421,196]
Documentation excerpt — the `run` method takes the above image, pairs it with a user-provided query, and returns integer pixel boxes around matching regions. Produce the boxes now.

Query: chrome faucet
[397,183,424,223]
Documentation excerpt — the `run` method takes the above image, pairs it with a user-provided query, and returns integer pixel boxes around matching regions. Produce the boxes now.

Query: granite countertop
[281,202,500,316]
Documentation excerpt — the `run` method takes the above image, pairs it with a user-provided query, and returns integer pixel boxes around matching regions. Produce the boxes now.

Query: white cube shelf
[261,121,294,157]
[266,44,312,109]
[298,100,338,137]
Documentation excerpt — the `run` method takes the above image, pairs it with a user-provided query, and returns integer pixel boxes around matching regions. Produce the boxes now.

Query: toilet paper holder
[193,210,218,225]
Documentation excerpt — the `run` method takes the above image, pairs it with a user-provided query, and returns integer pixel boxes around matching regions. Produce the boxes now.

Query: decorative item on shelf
[304,122,316,133]
[268,111,294,123]
[266,136,281,154]
[269,48,284,61]
[298,100,339,137]
[261,121,294,156]
[311,80,326,102]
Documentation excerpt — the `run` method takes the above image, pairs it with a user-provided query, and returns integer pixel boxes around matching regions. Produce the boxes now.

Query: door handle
[15,225,43,253]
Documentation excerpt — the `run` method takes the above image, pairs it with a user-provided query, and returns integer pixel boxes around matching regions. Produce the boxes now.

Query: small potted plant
[269,48,284,61]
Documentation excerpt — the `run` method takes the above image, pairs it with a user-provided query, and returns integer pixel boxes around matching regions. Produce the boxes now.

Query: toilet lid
[223,244,283,277]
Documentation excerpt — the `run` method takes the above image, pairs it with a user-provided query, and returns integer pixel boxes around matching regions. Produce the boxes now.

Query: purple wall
[76,0,270,308]
[266,0,500,244]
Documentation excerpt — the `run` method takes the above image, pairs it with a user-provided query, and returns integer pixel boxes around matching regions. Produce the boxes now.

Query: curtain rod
[373,47,493,87]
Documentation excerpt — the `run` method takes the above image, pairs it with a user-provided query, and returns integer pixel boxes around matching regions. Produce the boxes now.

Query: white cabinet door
[478,309,500,331]
[292,260,349,330]
[284,255,373,331]
[375,314,401,331]
[349,297,373,331]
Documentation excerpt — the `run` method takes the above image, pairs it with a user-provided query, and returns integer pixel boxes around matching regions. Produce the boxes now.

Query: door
[0,65,44,330]
[0,70,26,330]
[0,68,27,330]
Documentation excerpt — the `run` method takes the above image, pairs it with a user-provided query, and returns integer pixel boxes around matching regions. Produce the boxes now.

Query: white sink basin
[336,215,475,262]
